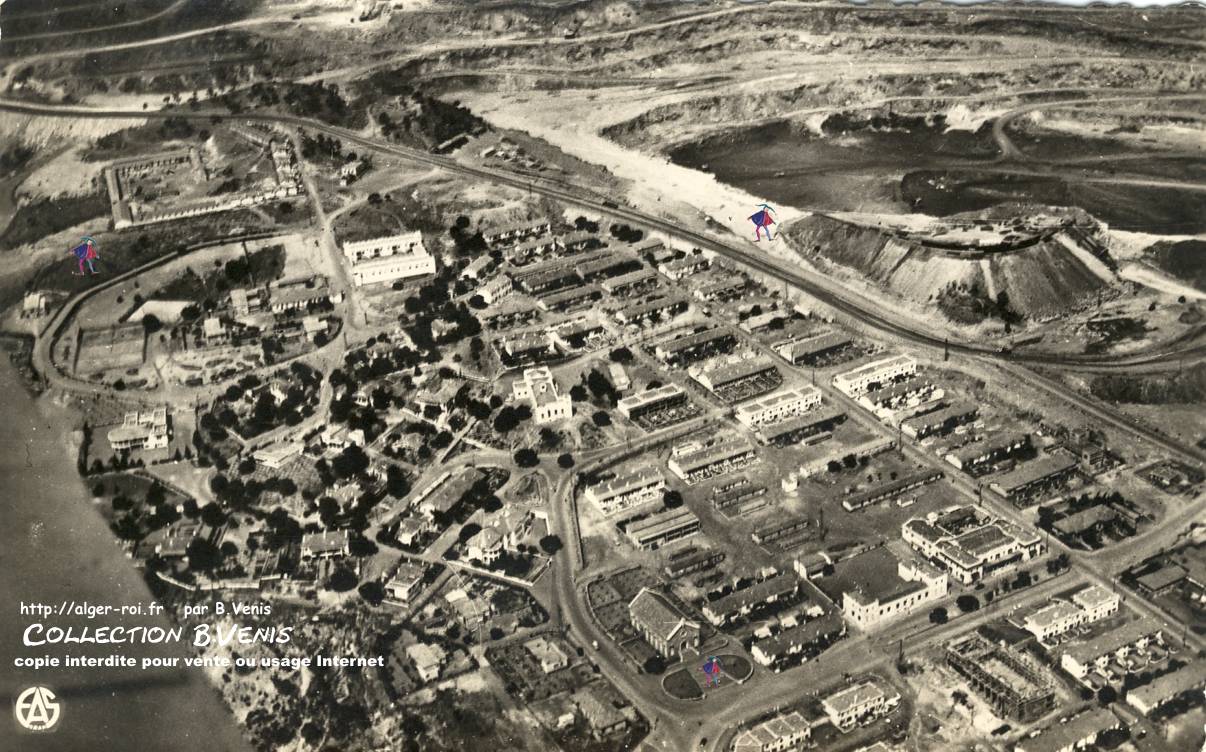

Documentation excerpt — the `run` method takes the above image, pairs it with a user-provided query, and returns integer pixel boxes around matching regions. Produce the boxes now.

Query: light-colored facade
[512,366,572,424]
[821,680,901,731]
[406,642,446,682]
[300,530,350,559]
[628,587,701,659]
[1022,585,1120,642]
[1059,618,1164,682]
[524,637,570,674]
[731,710,811,752]
[901,507,1043,585]
[583,465,665,517]
[735,386,822,428]
[107,407,170,451]
[832,355,918,398]
[841,558,948,632]
[342,232,436,286]
[1071,585,1120,622]
[1022,601,1088,643]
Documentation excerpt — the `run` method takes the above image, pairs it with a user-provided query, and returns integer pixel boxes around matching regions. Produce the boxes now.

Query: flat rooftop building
[837,548,948,631]
[902,506,1042,585]
[832,355,917,397]
[617,384,688,420]
[107,407,170,451]
[735,386,822,429]
[668,436,758,483]
[342,232,436,287]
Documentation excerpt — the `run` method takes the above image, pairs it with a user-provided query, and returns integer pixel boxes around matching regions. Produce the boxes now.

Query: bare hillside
[782,213,1117,323]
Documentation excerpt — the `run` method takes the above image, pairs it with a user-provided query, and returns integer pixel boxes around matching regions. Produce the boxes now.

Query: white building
[821,680,901,731]
[512,366,572,424]
[524,637,569,674]
[300,530,350,559]
[386,563,426,603]
[735,386,822,428]
[1071,585,1120,622]
[252,441,303,469]
[1022,601,1088,643]
[608,363,631,392]
[467,527,503,564]
[841,555,948,632]
[107,407,170,451]
[1059,618,1163,682]
[479,273,514,304]
[583,465,665,517]
[901,507,1043,585]
[342,232,436,286]
[406,642,446,682]
[731,710,811,752]
[832,355,918,398]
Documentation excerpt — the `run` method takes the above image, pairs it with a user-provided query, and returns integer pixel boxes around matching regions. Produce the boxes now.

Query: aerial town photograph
[0,1,1203,751]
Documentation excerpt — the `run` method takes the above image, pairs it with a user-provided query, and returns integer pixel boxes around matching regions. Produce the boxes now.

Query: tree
[237,456,257,475]
[592,410,611,427]
[358,581,385,605]
[325,567,359,592]
[539,534,563,555]
[1096,685,1118,706]
[185,538,222,570]
[514,448,539,468]
[146,482,167,507]
[142,313,162,334]
[929,607,948,625]
[663,489,683,509]
[557,453,575,469]
[955,594,980,613]
[331,445,369,479]
[642,655,666,675]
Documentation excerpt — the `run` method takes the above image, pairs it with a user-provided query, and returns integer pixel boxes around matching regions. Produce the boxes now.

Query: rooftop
[991,452,1078,491]
[1023,601,1083,632]
[626,508,699,540]
[835,354,916,383]
[835,548,926,607]
[706,573,798,618]
[587,465,664,500]
[1018,709,1120,752]
[737,386,820,414]
[1061,617,1163,663]
[628,587,697,642]
[1126,663,1206,708]
[823,680,893,715]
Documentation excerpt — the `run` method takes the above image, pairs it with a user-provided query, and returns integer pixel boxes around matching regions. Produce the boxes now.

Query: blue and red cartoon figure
[702,656,722,688]
[749,203,776,242]
[70,236,100,275]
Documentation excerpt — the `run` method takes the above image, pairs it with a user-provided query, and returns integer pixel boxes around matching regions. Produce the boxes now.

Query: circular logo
[14,686,60,732]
